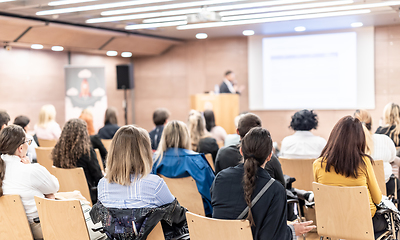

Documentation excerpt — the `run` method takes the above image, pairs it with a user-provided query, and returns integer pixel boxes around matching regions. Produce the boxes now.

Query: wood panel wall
[0,47,132,131]
[133,25,400,144]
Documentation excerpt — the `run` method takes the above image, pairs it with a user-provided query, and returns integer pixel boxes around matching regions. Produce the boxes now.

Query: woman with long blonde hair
[91,125,189,239]
[376,102,400,146]
[187,110,219,162]
[52,118,103,203]
[152,120,215,216]
[34,104,62,140]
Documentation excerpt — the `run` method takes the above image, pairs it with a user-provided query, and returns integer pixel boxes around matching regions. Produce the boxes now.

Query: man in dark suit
[219,70,244,94]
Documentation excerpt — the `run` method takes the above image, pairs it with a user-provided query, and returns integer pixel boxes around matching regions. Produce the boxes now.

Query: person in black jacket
[211,127,315,240]
[214,113,285,186]
[98,107,120,139]
[149,108,170,150]
[52,118,103,204]
[219,70,245,94]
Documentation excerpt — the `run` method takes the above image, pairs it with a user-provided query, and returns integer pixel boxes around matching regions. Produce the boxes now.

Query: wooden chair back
[35,147,54,174]
[34,196,90,240]
[94,149,105,173]
[0,195,33,239]
[100,139,112,152]
[186,212,252,240]
[217,141,224,149]
[37,138,57,148]
[313,182,374,240]
[204,153,215,171]
[51,167,92,205]
[147,222,164,240]
[159,175,205,216]
[279,158,315,191]
[372,160,387,195]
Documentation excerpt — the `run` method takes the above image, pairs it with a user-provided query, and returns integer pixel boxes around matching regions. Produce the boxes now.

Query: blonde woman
[91,125,188,239]
[376,103,400,146]
[355,109,400,206]
[188,110,219,162]
[152,120,215,216]
[34,104,62,140]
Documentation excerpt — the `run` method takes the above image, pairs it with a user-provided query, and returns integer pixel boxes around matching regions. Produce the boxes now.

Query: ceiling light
[143,16,187,23]
[121,52,133,57]
[220,0,352,17]
[31,44,43,49]
[36,0,174,16]
[87,0,315,24]
[196,33,208,39]
[101,0,243,16]
[126,20,187,30]
[295,26,306,32]
[0,0,15,2]
[351,22,363,27]
[106,51,118,56]
[177,9,371,30]
[242,30,254,36]
[87,8,200,23]
[51,46,64,51]
[48,0,97,6]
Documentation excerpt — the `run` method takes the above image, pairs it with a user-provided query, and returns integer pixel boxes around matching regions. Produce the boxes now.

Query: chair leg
[319,237,324,240]
[395,178,398,209]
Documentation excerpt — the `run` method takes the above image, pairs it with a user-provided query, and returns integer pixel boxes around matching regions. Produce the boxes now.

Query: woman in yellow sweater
[313,116,387,238]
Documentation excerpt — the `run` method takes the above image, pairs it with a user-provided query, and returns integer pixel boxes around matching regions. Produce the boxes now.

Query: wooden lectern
[190,93,239,134]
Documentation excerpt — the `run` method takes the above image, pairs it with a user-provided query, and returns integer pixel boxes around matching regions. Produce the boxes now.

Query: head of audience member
[237,113,262,139]
[204,110,216,132]
[38,104,57,128]
[0,125,28,196]
[52,118,91,168]
[155,120,191,162]
[79,109,95,135]
[320,116,369,178]
[187,110,207,150]
[289,109,318,131]
[104,107,118,125]
[153,108,170,127]
[0,111,10,130]
[106,125,153,185]
[13,115,31,132]
[354,109,374,155]
[383,102,400,127]
[241,127,273,225]
[225,70,235,82]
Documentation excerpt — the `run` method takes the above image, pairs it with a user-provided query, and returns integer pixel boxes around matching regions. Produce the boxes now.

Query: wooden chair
[34,196,90,240]
[51,166,92,205]
[0,195,34,239]
[100,139,112,152]
[373,160,387,196]
[279,157,315,191]
[37,138,57,148]
[186,212,252,240]
[35,147,54,174]
[313,182,393,240]
[204,153,215,171]
[159,175,205,216]
[94,149,105,173]
[147,222,165,240]
[217,141,224,149]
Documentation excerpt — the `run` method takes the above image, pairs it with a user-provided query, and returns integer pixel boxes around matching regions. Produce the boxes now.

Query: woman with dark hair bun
[314,116,388,238]
[280,109,326,159]
[211,127,315,240]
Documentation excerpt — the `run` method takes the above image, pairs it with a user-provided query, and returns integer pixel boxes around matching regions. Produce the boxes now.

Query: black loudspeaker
[116,64,134,89]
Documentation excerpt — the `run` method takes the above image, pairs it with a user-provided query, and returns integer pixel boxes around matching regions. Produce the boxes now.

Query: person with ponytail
[0,125,59,239]
[376,102,400,146]
[211,127,315,240]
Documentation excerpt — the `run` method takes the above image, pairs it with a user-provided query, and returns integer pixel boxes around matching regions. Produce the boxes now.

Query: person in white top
[34,104,62,140]
[0,125,59,239]
[280,110,326,159]
[354,109,399,201]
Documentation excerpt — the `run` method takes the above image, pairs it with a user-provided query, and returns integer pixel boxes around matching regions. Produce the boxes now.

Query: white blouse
[34,121,62,140]
[280,131,327,159]
[371,134,396,182]
[2,154,59,222]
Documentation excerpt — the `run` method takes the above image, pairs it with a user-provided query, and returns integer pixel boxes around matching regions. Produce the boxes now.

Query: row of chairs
[36,138,112,151]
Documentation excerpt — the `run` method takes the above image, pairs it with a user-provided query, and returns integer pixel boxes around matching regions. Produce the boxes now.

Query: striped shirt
[98,174,175,208]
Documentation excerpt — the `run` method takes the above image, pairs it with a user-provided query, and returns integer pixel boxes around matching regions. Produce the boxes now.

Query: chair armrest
[376,209,392,215]
[287,199,299,204]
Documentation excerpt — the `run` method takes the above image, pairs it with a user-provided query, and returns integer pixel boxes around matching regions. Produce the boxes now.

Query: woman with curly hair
[280,109,326,159]
[52,118,103,203]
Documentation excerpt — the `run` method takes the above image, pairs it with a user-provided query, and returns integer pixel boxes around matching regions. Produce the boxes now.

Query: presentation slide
[247,27,375,111]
